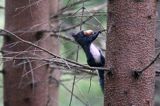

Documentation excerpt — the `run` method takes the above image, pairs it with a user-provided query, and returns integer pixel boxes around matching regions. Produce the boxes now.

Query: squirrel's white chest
[90,44,101,63]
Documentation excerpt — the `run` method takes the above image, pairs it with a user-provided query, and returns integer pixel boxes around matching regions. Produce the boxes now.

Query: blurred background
[0,0,160,106]
[0,0,106,106]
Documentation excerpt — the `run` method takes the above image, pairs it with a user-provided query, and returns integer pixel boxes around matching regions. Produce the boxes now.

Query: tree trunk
[105,0,156,106]
[48,0,61,106]
[155,1,160,106]
[3,0,59,106]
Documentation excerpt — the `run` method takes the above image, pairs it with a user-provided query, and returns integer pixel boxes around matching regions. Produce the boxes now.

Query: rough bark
[3,0,59,106]
[105,0,156,106]
[155,1,160,106]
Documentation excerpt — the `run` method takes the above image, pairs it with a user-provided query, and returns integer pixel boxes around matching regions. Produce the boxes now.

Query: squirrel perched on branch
[72,30,105,92]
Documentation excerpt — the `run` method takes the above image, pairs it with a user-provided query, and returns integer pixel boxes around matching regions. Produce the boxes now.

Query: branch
[0,29,83,66]
[0,56,109,74]
[51,0,90,19]
[133,52,160,78]
[55,14,94,32]
[11,14,95,34]
[0,6,4,9]
[141,52,160,72]
[0,29,109,73]
[60,83,88,106]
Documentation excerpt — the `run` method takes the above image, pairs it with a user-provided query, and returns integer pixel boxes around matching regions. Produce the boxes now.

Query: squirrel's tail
[98,69,104,92]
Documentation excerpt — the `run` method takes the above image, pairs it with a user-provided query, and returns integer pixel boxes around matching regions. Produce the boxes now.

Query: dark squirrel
[72,30,105,91]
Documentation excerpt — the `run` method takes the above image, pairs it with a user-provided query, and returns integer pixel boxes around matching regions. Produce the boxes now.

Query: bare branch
[51,0,90,19]
[133,52,160,77]
[0,6,4,9]
[0,29,110,72]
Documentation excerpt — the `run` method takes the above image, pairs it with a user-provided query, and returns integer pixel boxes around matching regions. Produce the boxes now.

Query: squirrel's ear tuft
[71,32,76,37]
[83,30,93,36]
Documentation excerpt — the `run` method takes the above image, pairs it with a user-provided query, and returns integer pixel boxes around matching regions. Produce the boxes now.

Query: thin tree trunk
[48,0,61,106]
[105,0,156,105]
[3,0,59,106]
